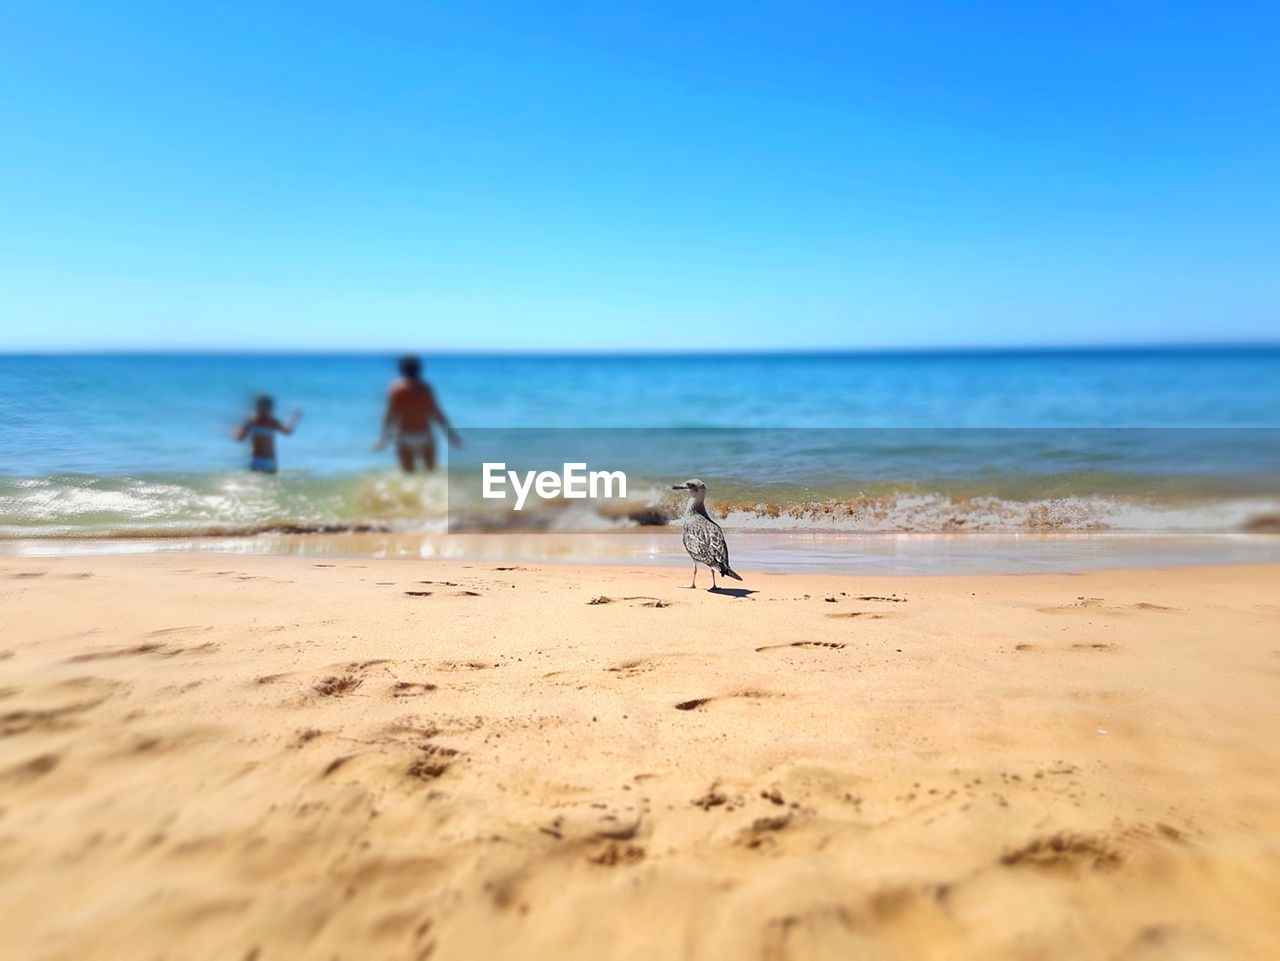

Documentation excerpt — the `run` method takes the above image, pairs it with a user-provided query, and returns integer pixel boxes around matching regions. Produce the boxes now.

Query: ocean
[2,350,1279,562]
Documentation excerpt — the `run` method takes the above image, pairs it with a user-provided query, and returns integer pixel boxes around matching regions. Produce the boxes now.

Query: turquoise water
[1,349,1278,538]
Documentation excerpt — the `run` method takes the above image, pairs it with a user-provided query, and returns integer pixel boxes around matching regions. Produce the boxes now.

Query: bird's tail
[721,566,743,581]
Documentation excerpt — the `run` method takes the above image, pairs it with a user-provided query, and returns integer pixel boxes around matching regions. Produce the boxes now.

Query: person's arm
[234,419,251,442]
[275,410,302,435]
[427,385,463,447]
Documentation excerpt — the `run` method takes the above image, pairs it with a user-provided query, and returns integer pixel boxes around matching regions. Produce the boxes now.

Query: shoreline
[2,527,1278,575]
[2,553,1279,958]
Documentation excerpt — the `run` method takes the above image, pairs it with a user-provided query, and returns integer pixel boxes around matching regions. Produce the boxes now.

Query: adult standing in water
[374,355,462,472]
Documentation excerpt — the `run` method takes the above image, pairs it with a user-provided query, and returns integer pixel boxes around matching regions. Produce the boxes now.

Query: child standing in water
[235,395,301,473]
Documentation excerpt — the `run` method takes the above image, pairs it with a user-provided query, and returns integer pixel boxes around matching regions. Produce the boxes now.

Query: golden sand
[1,554,1278,960]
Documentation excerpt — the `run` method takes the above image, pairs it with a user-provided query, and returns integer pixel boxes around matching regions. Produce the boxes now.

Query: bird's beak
[672,485,687,491]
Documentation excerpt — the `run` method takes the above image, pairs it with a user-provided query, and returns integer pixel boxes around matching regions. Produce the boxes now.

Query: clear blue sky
[2,1,1277,351]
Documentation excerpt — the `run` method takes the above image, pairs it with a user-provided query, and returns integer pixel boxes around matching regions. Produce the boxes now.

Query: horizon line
[2,341,1279,359]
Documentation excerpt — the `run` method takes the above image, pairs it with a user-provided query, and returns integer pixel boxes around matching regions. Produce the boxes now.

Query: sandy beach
[2,552,1278,960]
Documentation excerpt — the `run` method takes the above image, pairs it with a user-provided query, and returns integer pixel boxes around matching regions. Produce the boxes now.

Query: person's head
[398,355,423,382]
[254,394,275,417]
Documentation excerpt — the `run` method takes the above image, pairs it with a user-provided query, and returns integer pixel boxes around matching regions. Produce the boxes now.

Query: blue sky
[2,1,1277,351]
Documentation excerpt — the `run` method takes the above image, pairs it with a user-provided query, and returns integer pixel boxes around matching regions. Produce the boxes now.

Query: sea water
[2,350,1278,550]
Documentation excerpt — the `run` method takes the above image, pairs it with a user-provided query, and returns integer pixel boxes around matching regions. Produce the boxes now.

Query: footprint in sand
[0,706,91,742]
[675,698,711,711]
[606,658,654,678]
[2,752,60,783]
[145,625,214,638]
[321,755,354,777]
[692,787,728,809]
[587,843,646,867]
[68,642,167,662]
[738,812,793,849]
[606,653,692,676]
[675,690,780,710]
[406,743,459,781]
[313,675,363,696]
[1039,598,1179,616]
[755,641,846,653]
[999,831,1122,871]
[0,677,119,736]
[1016,642,1118,653]
[391,681,438,697]
[1037,597,1103,613]
[588,595,672,607]
[69,640,218,662]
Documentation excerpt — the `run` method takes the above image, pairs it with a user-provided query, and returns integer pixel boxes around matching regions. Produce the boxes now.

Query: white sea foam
[1,471,1278,539]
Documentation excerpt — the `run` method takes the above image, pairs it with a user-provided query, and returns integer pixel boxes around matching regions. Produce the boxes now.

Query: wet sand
[1,554,1278,960]
[7,527,1280,575]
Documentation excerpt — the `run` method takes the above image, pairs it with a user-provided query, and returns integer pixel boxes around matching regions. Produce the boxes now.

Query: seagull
[672,478,743,589]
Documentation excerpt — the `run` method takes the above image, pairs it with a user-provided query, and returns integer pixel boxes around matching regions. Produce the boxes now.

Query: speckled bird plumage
[673,479,742,588]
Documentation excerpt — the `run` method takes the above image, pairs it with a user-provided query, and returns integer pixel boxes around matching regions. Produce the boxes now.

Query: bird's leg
[711,569,718,590]
[689,564,697,589]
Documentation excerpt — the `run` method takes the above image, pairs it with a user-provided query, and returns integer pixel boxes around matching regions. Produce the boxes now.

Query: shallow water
[2,349,1278,543]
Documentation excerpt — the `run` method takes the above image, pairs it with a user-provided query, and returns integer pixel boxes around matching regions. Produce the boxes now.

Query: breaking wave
[3,470,1277,539]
